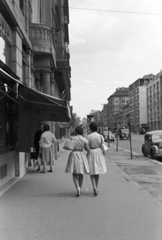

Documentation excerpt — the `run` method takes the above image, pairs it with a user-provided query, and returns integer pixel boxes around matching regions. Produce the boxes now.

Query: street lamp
[101,103,110,147]
[107,119,110,147]
[127,114,133,159]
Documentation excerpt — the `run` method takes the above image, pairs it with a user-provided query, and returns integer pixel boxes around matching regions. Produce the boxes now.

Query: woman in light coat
[39,124,57,173]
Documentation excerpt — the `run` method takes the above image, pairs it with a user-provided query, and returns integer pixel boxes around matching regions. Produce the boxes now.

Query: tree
[71,113,81,130]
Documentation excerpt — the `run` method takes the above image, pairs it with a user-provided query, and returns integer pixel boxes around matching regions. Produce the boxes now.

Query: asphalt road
[112,134,144,156]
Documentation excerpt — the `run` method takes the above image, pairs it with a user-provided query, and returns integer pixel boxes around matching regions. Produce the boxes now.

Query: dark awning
[18,84,71,122]
[18,85,71,152]
[58,122,71,128]
[0,60,20,81]
[0,61,71,152]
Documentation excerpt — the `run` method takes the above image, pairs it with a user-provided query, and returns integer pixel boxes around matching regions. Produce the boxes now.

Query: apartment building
[129,75,154,132]
[114,103,129,128]
[0,0,71,187]
[147,72,162,130]
[107,87,129,131]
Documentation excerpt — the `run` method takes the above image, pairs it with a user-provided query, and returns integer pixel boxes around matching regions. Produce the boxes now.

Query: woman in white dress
[65,126,90,197]
[87,122,107,196]
[39,124,57,173]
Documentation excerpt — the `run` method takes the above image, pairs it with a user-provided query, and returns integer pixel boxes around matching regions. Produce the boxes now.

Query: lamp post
[107,119,110,147]
[127,114,133,159]
[116,121,120,151]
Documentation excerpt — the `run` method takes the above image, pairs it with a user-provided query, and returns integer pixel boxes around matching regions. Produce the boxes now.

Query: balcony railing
[29,23,54,54]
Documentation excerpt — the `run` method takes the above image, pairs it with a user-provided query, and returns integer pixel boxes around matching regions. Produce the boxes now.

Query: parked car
[119,128,129,140]
[104,131,115,142]
[142,130,162,159]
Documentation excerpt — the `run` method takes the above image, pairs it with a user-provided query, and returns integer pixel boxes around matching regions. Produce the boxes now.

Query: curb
[110,143,162,166]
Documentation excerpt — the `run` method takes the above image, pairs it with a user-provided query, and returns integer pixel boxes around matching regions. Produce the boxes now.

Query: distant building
[114,103,129,129]
[147,72,162,130]
[107,87,129,130]
[129,75,154,132]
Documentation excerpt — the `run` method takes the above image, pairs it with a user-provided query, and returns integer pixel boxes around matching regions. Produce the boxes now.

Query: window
[122,97,125,104]
[153,84,155,91]
[150,86,152,94]
[114,97,119,105]
[0,37,11,67]
[31,0,45,24]
[20,0,25,15]
[115,106,119,111]
[0,82,15,154]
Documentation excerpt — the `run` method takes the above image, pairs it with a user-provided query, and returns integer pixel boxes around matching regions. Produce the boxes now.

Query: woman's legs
[78,174,83,189]
[73,174,81,197]
[90,175,97,191]
[48,161,53,172]
[95,174,99,190]
[90,175,99,196]
[42,161,46,173]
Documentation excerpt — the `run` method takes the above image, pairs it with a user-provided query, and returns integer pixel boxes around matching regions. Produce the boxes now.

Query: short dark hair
[89,122,97,132]
[44,124,50,131]
[75,126,83,135]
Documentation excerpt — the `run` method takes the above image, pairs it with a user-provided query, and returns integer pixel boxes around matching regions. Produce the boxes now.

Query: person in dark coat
[34,123,44,171]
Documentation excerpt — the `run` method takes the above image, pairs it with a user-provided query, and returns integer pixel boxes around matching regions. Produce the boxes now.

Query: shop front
[0,61,71,187]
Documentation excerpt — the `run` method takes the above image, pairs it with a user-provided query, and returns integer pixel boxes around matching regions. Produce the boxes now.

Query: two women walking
[65,122,107,197]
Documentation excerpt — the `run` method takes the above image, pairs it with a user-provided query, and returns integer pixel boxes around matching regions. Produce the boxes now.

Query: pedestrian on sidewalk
[87,122,107,196]
[34,123,44,171]
[39,124,57,173]
[65,126,90,197]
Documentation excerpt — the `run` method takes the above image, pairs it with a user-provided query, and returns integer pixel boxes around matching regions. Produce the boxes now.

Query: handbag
[30,152,37,159]
[63,139,74,150]
[100,135,108,155]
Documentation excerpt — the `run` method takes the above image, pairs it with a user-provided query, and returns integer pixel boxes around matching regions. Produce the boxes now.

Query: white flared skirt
[65,151,90,174]
[87,148,107,175]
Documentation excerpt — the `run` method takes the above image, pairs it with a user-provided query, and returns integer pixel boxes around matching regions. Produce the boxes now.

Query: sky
[69,0,162,119]
[1,1,162,119]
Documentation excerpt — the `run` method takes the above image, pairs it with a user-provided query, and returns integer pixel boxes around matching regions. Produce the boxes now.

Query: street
[113,134,145,155]
[0,141,162,240]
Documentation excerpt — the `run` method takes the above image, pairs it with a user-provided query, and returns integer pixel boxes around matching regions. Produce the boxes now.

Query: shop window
[0,82,15,154]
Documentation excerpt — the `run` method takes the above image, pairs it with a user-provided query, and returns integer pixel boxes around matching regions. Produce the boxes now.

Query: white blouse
[39,131,56,148]
[87,132,104,149]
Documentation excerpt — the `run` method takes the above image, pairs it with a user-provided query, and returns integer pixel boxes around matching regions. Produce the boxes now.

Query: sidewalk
[0,141,162,240]
[107,144,162,205]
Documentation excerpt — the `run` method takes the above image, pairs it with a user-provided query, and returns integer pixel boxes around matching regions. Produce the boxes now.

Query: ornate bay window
[31,0,45,24]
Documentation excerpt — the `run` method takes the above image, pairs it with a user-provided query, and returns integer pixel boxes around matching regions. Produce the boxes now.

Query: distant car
[104,131,115,142]
[142,130,162,160]
[119,128,129,140]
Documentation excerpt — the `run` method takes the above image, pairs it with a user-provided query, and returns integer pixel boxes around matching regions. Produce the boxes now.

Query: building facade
[107,87,129,131]
[129,75,153,133]
[0,0,71,187]
[147,72,162,131]
[114,103,130,129]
